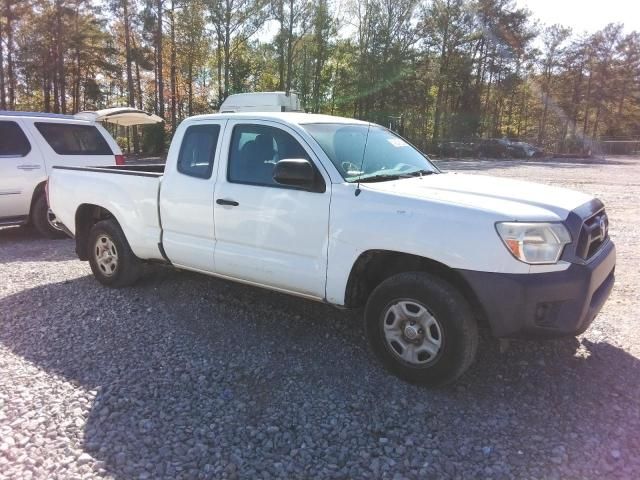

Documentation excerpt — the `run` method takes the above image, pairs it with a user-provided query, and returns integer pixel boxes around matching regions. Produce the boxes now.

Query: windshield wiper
[357,174,401,183]
[356,169,436,183]
[401,169,436,177]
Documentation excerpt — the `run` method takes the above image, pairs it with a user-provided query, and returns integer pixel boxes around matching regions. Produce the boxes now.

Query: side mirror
[273,158,319,190]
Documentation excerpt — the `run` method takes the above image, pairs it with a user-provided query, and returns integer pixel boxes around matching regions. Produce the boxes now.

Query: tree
[208,0,269,101]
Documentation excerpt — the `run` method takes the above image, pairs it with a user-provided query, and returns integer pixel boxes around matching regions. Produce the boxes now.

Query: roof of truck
[188,111,370,126]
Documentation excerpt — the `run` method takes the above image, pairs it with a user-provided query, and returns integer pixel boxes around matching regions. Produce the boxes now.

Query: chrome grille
[576,209,609,260]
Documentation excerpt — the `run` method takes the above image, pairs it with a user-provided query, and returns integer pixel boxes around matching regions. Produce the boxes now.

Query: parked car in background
[475,138,512,158]
[475,138,544,159]
[0,108,161,238]
[509,141,544,158]
[49,105,615,386]
[437,141,476,158]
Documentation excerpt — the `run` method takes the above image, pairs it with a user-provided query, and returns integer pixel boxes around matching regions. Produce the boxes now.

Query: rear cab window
[177,124,221,179]
[34,122,113,155]
[0,121,31,157]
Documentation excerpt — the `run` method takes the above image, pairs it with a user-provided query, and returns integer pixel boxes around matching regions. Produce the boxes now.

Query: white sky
[515,0,640,34]
[256,0,640,44]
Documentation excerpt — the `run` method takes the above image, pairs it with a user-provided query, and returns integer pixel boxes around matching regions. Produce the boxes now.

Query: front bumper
[457,240,616,338]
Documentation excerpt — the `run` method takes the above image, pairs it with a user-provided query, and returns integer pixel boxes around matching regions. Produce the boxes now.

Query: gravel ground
[1,156,639,480]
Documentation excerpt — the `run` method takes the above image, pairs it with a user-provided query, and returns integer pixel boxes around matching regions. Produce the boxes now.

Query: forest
[0,0,639,155]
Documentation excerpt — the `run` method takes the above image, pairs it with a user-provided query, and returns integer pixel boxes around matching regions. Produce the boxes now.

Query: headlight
[496,222,571,264]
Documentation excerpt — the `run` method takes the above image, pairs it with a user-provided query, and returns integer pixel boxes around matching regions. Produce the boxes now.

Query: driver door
[213,120,331,299]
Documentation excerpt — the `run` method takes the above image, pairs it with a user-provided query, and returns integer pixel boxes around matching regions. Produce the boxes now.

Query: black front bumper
[457,240,616,338]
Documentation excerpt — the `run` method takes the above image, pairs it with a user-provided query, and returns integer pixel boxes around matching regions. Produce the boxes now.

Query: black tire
[32,194,66,239]
[364,272,478,386]
[87,219,142,287]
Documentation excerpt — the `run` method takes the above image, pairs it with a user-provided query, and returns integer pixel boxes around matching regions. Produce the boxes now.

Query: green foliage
[0,0,638,154]
[141,123,166,154]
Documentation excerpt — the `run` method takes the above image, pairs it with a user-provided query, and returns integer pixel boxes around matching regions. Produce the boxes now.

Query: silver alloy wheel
[95,235,119,277]
[47,208,64,231]
[382,299,443,365]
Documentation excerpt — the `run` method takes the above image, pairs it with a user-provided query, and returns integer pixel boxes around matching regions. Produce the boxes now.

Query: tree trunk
[53,42,60,113]
[285,0,294,93]
[170,0,177,134]
[5,0,15,109]
[538,65,552,145]
[187,61,193,116]
[72,2,81,112]
[216,32,223,105]
[156,0,164,119]
[55,0,66,113]
[582,59,593,136]
[0,14,6,110]
[123,0,139,153]
[311,0,326,113]
[432,0,451,143]
[135,56,143,110]
[224,14,230,98]
[276,0,285,90]
[44,67,52,112]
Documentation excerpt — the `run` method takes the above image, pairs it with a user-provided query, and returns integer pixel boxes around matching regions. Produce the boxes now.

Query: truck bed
[49,164,165,261]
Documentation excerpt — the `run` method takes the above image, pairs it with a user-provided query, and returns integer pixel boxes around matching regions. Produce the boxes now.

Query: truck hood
[362,172,593,221]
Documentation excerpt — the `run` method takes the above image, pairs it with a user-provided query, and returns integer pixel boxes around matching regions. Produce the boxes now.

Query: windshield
[302,123,439,182]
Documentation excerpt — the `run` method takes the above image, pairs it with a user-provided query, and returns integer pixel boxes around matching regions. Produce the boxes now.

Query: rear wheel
[364,272,478,386]
[88,219,142,287]
[32,194,66,239]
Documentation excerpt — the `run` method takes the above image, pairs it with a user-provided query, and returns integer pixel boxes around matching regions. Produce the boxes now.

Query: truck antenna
[355,124,371,197]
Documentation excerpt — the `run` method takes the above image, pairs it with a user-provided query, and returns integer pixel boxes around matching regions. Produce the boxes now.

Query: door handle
[17,164,42,171]
[216,199,239,206]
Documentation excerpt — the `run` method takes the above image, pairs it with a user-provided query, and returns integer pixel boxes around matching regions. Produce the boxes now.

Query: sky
[257,0,640,43]
[515,0,640,34]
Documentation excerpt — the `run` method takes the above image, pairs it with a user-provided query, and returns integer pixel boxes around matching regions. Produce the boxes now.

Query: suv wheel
[364,272,478,386]
[32,194,67,239]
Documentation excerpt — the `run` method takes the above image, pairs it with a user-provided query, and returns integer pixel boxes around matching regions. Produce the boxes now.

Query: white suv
[0,108,161,237]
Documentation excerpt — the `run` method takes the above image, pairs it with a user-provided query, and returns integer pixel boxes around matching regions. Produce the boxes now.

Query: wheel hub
[382,299,443,366]
[403,324,420,340]
[95,235,119,277]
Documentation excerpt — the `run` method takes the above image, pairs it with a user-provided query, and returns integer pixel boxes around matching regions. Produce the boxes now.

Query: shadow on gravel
[0,226,76,263]
[1,269,639,479]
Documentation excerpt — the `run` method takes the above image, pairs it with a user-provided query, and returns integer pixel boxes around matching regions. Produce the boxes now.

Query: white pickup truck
[48,112,616,385]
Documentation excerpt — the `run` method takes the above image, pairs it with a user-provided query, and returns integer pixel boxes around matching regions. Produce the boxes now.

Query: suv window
[177,124,221,179]
[35,122,113,155]
[0,121,31,157]
[228,124,310,187]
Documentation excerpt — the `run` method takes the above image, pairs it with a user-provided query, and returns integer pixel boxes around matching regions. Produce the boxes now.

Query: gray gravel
[1,156,639,479]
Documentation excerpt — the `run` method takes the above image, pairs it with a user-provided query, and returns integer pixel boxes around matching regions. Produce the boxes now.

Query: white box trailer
[219,92,302,113]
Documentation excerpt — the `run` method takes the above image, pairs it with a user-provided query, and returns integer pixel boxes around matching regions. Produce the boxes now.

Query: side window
[0,121,31,157]
[34,122,113,155]
[177,124,220,179]
[228,124,310,187]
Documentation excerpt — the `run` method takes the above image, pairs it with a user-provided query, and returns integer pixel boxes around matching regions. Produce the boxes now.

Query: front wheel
[364,272,478,386]
[87,219,142,287]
